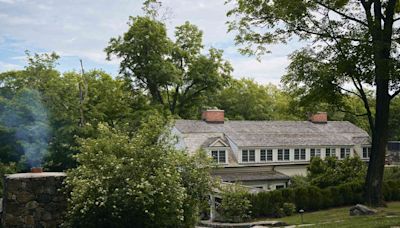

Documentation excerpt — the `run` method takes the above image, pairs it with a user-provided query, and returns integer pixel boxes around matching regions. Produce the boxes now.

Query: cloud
[0,0,302,85]
[0,61,22,71]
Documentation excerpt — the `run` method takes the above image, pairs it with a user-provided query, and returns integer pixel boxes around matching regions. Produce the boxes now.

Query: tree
[63,115,213,227]
[307,157,367,188]
[105,15,232,118]
[227,0,400,206]
[209,78,298,120]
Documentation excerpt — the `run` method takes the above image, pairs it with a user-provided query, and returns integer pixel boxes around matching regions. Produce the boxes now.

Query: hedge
[248,180,400,218]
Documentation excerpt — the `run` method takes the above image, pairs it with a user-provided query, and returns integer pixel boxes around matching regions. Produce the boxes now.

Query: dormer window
[211,150,226,164]
[242,149,255,162]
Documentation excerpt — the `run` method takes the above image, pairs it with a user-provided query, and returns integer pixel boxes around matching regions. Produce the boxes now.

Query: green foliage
[307,157,367,188]
[217,184,251,222]
[0,162,17,197]
[208,78,298,120]
[249,181,381,218]
[63,115,212,228]
[384,167,400,181]
[282,203,296,216]
[105,15,232,118]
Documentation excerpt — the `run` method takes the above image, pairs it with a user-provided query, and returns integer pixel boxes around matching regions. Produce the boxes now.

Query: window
[267,149,273,161]
[278,149,289,161]
[300,149,306,160]
[340,148,351,159]
[278,149,283,160]
[294,149,300,160]
[260,149,273,162]
[242,149,255,162]
[249,150,255,162]
[363,147,371,158]
[294,148,306,160]
[276,185,285,189]
[284,149,290,160]
[310,148,321,158]
[211,150,226,164]
[260,149,266,161]
[326,148,336,157]
[242,150,248,162]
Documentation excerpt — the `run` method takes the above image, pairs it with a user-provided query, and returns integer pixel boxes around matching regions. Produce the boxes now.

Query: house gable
[209,138,229,147]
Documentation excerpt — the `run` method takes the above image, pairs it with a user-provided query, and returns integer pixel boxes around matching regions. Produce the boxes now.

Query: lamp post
[299,209,304,224]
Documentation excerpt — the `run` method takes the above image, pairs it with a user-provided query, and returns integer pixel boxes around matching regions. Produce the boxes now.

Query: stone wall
[1,172,67,228]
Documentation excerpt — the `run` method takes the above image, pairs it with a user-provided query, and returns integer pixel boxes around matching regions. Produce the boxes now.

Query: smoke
[0,88,50,168]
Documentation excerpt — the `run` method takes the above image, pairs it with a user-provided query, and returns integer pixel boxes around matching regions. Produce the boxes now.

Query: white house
[173,109,371,190]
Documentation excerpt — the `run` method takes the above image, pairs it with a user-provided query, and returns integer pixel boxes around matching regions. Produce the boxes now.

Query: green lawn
[267,202,400,227]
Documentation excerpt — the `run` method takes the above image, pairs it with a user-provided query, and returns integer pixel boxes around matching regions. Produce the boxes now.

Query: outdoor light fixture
[299,209,304,224]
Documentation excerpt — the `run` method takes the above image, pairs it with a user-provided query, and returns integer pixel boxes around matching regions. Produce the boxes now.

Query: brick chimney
[202,109,224,123]
[309,112,328,123]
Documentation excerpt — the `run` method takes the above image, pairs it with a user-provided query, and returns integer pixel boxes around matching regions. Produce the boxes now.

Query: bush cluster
[217,184,252,222]
[248,180,400,218]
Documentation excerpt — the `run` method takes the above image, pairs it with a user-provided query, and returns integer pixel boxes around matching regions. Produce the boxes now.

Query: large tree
[227,0,400,205]
[105,17,232,118]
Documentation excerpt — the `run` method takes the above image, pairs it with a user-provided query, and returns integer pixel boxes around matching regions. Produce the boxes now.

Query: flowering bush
[63,115,212,227]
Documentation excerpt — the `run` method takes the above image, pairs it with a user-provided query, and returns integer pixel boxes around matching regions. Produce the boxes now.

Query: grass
[264,201,400,227]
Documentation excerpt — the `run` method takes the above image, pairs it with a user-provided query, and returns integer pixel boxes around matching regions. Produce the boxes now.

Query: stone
[42,212,52,221]
[26,201,39,209]
[17,191,34,203]
[349,204,377,216]
[2,172,67,227]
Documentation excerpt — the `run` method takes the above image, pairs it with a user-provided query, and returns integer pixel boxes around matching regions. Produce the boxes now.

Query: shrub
[217,184,252,222]
[282,203,296,216]
[63,116,213,228]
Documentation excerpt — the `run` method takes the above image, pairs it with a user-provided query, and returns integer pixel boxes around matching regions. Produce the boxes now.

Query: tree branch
[315,1,368,27]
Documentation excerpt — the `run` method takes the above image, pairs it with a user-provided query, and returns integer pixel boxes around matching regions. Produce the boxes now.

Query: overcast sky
[0,0,304,85]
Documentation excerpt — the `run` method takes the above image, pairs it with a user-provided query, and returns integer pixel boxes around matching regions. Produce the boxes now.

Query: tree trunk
[365,40,391,206]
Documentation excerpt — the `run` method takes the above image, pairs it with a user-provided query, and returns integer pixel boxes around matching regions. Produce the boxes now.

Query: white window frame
[211,150,226,164]
[260,149,273,162]
[294,148,306,160]
[242,149,255,163]
[325,148,336,158]
[340,147,351,159]
[310,148,321,158]
[362,146,371,158]
[278,149,290,161]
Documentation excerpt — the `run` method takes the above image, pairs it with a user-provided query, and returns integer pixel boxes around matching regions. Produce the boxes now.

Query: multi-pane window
[242,149,255,162]
[260,149,266,161]
[249,150,255,162]
[211,150,226,164]
[363,147,371,158]
[326,148,336,157]
[284,149,290,160]
[310,148,321,158]
[267,149,273,161]
[278,149,283,160]
[295,148,306,160]
[260,149,273,162]
[278,149,290,161]
[340,148,351,159]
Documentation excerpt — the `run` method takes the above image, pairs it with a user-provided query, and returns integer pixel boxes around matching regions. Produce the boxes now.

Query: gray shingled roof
[174,120,369,148]
[212,170,290,182]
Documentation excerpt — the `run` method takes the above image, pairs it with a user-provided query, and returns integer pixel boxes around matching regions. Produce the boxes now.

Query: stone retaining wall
[1,172,67,228]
